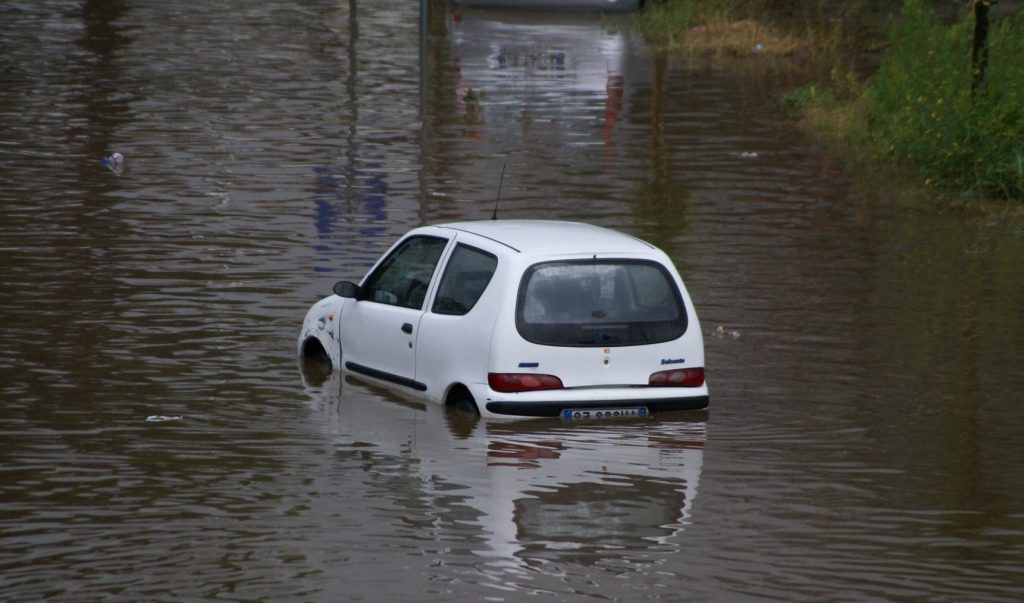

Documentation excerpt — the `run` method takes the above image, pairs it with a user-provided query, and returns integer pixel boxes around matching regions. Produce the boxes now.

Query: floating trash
[146,415,183,422]
[714,325,741,340]
[753,43,765,53]
[738,151,759,159]
[102,152,124,174]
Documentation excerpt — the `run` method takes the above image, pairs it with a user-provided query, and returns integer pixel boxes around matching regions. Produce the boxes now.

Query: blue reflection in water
[312,163,389,273]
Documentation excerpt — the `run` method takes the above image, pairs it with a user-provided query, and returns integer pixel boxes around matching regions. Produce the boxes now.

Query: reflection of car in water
[300,367,704,566]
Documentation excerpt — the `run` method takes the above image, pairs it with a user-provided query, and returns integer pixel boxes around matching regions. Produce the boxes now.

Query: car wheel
[301,337,332,369]
[448,388,479,417]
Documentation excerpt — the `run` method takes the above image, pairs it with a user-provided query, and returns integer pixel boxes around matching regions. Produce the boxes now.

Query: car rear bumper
[483,394,709,418]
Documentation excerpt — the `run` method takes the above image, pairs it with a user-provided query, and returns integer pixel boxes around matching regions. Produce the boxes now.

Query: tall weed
[633,0,743,43]
[866,0,1024,199]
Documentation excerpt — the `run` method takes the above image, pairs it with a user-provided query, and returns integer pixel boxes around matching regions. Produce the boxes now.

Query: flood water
[2,1,1024,600]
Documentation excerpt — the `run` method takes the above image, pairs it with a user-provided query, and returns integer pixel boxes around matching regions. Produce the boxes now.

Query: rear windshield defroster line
[515,259,687,347]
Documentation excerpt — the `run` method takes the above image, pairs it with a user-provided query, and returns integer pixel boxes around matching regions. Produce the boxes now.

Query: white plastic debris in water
[146,415,183,422]
[739,151,759,158]
[714,325,741,340]
[102,152,124,174]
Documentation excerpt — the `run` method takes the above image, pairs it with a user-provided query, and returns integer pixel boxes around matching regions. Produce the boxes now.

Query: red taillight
[488,373,564,393]
[649,367,705,387]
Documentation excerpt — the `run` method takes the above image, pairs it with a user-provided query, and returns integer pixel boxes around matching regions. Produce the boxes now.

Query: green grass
[868,0,1024,199]
[788,0,1024,202]
[632,0,856,58]
[632,0,741,45]
[632,0,804,56]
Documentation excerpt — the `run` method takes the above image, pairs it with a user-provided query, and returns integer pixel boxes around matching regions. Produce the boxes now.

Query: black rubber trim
[439,226,521,253]
[346,361,428,392]
[485,395,709,418]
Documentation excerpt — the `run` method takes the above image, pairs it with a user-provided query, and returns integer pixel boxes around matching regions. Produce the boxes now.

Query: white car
[298,220,708,420]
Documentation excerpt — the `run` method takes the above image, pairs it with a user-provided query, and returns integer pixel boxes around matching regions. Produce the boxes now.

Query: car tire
[450,390,479,417]
[301,337,332,369]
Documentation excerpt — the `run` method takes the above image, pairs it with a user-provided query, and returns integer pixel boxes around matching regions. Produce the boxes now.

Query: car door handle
[401,323,413,334]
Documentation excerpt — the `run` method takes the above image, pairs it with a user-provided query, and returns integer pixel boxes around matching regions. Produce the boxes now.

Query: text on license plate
[562,407,648,421]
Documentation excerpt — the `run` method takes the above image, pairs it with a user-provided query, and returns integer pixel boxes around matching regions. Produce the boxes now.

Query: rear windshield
[516,260,687,347]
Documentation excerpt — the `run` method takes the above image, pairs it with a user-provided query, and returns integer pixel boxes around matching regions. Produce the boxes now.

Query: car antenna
[491,163,506,220]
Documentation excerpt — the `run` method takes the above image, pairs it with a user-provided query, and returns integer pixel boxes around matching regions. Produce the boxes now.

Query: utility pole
[971,0,990,96]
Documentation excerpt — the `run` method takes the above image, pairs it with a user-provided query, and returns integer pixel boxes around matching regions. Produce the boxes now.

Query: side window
[431,244,498,316]
[361,236,448,310]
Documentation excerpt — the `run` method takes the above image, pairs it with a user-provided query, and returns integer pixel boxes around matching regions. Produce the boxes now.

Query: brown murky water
[2,1,1023,600]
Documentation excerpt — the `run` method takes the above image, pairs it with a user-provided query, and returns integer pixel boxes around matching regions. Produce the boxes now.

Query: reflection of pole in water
[346,0,359,204]
[419,0,428,223]
[651,52,667,183]
[420,0,428,123]
[312,0,393,272]
[633,51,691,251]
[603,71,624,168]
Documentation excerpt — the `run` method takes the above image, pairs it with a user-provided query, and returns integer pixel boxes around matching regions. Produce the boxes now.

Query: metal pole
[418,0,429,220]
[971,0,990,96]
[420,0,428,122]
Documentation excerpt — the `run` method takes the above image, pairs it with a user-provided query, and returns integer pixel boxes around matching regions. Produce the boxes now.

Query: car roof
[433,220,656,256]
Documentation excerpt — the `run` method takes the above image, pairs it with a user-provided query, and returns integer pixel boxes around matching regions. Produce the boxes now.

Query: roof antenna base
[491,163,506,220]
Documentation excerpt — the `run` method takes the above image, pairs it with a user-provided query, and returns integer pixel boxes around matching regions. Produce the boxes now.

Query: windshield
[515,260,687,347]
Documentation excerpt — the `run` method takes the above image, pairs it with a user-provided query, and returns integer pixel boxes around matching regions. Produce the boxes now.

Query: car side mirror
[333,280,360,299]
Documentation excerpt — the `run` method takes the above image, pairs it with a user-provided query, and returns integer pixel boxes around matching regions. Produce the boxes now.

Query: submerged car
[298,220,708,420]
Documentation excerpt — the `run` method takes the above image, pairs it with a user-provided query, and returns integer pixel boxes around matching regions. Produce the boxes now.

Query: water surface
[2,1,1023,600]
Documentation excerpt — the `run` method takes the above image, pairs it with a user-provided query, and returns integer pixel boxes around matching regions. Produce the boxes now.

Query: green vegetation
[633,0,812,57]
[635,0,1023,204]
[632,0,737,45]
[867,1,1023,200]
[788,0,1024,203]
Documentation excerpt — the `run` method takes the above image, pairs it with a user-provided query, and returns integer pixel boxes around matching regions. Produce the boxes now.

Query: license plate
[561,407,648,421]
